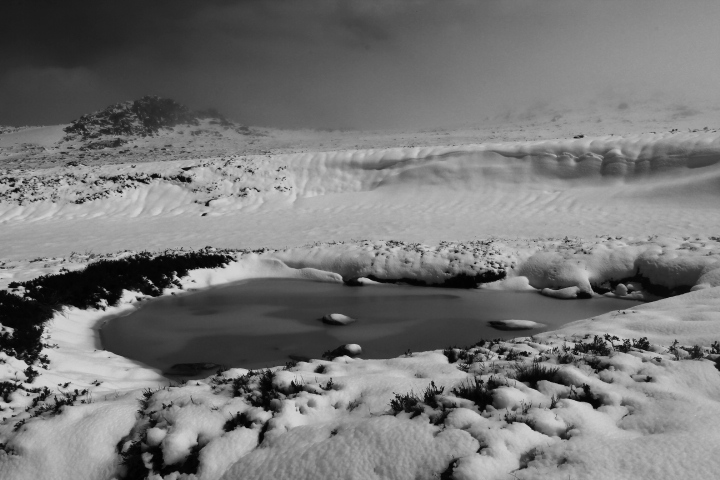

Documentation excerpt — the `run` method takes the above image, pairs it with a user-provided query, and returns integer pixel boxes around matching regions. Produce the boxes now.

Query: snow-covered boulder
[323,344,363,359]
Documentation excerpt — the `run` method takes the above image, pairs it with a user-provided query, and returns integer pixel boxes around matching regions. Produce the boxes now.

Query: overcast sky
[2,0,719,129]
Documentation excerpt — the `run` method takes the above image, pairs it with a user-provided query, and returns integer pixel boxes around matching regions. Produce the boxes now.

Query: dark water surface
[101,278,642,371]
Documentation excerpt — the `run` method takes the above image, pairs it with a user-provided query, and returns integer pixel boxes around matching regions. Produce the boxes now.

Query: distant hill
[63,96,232,140]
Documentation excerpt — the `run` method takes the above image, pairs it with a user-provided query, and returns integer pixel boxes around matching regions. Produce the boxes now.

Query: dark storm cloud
[2,0,720,128]
[1,0,397,70]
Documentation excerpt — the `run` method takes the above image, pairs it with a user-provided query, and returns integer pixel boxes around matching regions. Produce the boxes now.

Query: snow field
[2,128,720,479]
[6,330,720,479]
[1,247,720,478]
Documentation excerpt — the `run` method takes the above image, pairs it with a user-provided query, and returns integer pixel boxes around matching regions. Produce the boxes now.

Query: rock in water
[322,344,363,360]
[321,313,357,325]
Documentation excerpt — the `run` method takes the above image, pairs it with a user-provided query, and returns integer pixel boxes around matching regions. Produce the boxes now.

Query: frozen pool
[101,278,642,373]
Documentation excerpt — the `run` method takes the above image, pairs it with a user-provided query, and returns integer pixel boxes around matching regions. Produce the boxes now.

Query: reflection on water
[101,278,642,371]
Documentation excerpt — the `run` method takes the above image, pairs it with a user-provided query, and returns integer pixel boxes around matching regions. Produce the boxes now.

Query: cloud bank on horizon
[2,0,719,129]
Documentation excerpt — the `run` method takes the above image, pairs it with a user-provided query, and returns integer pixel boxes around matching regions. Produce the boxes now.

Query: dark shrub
[450,376,501,411]
[389,381,444,416]
[512,359,560,388]
[573,336,612,356]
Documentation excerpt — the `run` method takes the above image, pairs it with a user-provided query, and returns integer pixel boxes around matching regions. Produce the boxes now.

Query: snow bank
[553,285,720,346]
[2,132,720,263]
[7,333,720,480]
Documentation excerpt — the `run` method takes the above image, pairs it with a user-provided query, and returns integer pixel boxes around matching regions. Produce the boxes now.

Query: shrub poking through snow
[443,346,462,363]
[118,386,210,479]
[505,349,530,361]
[669,340,682,360]
[504,403,536,429]
[450,376,500,410]
[512,359,560,388]
[569,383,604,409]
[389,381,445,417]
[231,370,279,409]
[573,335,612,356]
[22,366,38,383]
[689,345,704,359]
[223,411,255,432]
[633,337,651,351]
[1,381,18,403]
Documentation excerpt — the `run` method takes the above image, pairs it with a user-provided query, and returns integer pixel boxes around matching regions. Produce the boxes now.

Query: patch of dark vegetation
[609,335,651,353]
[15,249,232,311]
[1,381,18,403]
[569,383,603,409]
[0,292,55,363]
[450,376,502,411]
[573,335,612,356]
[504,402,536,429]
[505,349,530,361]
[117,384,217,479]
[365,269,506,289]
[64,96,217,140]
[229,370,280,409]
[0,250,233,374]
[512,359,560,388]
[223,412,255,432]
[443,346,462,363]
[389,381,445,418]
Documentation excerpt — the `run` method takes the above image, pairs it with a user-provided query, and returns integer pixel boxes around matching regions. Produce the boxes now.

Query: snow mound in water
[321,313,357,325]
[488,319,545,330]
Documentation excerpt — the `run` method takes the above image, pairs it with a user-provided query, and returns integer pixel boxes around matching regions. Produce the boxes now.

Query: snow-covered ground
[2,102,720,479]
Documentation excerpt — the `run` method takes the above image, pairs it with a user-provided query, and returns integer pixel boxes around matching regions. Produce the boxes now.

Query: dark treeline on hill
[63,96,232,140]
[0,251,234,364]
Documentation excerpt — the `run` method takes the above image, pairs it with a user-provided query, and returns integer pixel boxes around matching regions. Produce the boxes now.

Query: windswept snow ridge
[2,131,720,262]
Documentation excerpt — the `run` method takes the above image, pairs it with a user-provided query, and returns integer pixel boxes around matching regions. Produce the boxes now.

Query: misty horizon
[2,0,719,130]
